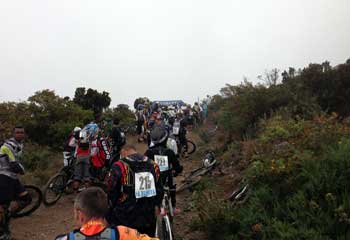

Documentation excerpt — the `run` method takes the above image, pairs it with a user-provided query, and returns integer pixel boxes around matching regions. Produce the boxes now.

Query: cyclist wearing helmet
[55,187,157,240]
[135,104,146,142]
[150,102,160,114]
[192,102,202,125]
[90,126,112,180]
[73,123,101,190]
[145,125,183,215]
[63,127,81,166]
[177,118,189,157]
[201,101,208,122]
[109,118,126,163]
[106,145,162,237]
[0,126,32,239]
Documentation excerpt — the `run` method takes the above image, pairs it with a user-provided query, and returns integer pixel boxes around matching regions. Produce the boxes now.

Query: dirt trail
[11,134,205,240]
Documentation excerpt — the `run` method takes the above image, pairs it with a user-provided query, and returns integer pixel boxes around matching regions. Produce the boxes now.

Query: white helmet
[74,126,81,132]
[203,158,212,168]
[79,130,89,143]
[203,152,216,168]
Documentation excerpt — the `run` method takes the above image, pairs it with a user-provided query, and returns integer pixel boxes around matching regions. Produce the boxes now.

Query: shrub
[193,115,350,239]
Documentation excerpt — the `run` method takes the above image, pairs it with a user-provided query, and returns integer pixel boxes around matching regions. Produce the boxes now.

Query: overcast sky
[0,0,349,107]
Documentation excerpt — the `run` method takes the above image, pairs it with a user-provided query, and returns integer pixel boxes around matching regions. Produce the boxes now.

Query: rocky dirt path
[11,133,206,240]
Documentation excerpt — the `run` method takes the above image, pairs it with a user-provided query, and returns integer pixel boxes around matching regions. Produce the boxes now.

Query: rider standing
[145,125,183,215]
[109,118,126,163]
[0,126,31,239]
[135,104,146,142]
[72,124,100,191]
[106,145,162,237]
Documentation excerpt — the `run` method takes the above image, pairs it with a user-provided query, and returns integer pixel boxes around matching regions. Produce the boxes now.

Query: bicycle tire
[188,167,209,179]
[43,173,67,206]
[12,185,42,218]
[168,197,174,223]
[176,176,202,193]
[156,215,173,240]
[227,184,249,202]
[186,140,196,155]
[163,215,173,240]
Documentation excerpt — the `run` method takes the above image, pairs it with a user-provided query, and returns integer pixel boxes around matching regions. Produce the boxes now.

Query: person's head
[13,126,25,142]
[113,118,120,126]
[73,187,108,226]
[151,102,159,113]
[150,125,168,146]
[120,144,137,158]
[73,127,81,139]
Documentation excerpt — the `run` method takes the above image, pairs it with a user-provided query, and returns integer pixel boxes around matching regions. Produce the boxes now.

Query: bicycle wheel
[176,176,202,193]
[188,167,209,179]
[12,185,42,218]
[43,173,67,206]
[156,215,173,240]
[186,140,196,155]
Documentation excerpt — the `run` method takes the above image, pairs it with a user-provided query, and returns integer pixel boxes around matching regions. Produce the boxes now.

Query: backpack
[67,228,116,240]
[91,138,111,168]
[113,157,157,202]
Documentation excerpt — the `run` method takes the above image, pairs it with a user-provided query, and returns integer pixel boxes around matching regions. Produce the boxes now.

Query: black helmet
[151,102,159,113]
[150,125,168,145]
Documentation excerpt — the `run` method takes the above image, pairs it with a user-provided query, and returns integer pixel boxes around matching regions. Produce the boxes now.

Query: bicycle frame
[161,185,174,218]
[155,185,174,240]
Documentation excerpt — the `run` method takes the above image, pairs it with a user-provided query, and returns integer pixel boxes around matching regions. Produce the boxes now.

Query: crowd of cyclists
[0,99,209,240]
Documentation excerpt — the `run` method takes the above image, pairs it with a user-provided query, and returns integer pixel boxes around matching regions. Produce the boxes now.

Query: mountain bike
[11,185,42,218]
[0,185,42,240]
[175,138,196,158]
[155,183,174,240]
[43,157,108,206]
[43,156,75,206]
[176,154,217,193]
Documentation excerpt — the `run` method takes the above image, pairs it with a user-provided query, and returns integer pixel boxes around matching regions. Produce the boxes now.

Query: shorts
[74,155,91,182]
[0,174,26,205]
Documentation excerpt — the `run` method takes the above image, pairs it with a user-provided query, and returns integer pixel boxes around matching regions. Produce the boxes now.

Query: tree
[133,97,150,110]
[264,68,280,86]
[26,89,93,147]
[102,105,134,126]
[73,87,111,118]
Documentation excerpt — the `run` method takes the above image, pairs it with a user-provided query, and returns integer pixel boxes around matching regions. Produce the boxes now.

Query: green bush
[193,115,350,239]
[207,59,350,141]
[20,141,62,185]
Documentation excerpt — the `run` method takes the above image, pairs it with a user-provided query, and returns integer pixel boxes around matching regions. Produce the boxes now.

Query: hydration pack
[113,156,157,202]
[67,228,116,240]
[91,138,111,168]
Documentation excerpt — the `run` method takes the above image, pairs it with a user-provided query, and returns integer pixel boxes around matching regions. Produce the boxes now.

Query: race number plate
[154,155,169,172]
[135,172,156,198]
[173,127,180,135]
